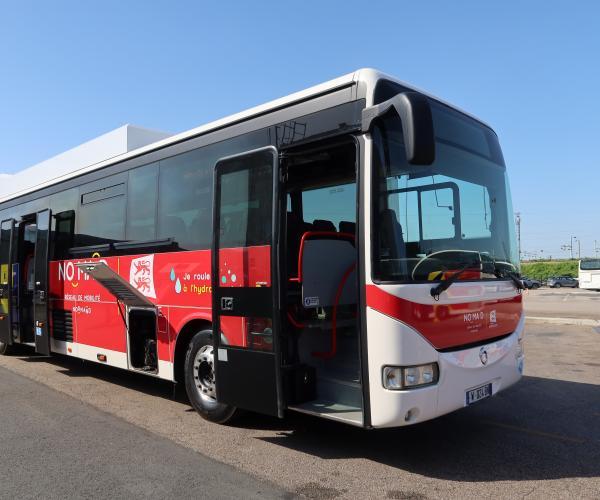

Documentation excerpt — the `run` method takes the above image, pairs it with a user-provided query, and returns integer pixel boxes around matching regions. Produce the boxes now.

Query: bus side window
[158,150,212,250]
[78,178,126,246]
[301,183,356,230]
[53,210,75,260]
[126,163,158,241]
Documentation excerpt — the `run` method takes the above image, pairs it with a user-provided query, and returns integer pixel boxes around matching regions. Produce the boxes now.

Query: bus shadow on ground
[257,375,600,482]
[14,350,600,481]
[18,349,183,401]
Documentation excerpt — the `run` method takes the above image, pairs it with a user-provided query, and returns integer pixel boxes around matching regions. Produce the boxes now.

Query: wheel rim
[193,344,216,403]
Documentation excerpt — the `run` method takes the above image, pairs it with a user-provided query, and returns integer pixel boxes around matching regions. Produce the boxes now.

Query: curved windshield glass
[372,100,519,283]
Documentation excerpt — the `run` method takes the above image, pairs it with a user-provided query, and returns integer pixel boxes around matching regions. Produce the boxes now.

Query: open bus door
[0,219,15,346]
[33,209,51,355]
[212,147,284,417]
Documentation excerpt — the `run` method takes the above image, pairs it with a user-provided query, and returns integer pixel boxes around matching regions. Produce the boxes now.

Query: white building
[0,125,171,203]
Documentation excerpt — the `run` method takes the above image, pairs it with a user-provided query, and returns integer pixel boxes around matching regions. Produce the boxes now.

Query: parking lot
[524,287,600,321]
[1,294,599,499]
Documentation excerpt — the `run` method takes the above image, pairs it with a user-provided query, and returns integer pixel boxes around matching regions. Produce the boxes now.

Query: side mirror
[362,92,435,165]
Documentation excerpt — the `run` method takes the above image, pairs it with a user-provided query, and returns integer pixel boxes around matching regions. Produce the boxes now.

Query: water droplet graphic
[231,274,237,283]
[170,268,176,281]
[221,275,227,284]
[175,277,182,293]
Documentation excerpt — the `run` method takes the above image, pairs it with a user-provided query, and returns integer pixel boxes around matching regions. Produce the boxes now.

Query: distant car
[547,276,579,288]
[521,276,541,289]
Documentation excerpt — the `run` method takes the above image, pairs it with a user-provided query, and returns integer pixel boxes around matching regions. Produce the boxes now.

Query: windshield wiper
[494,267,525,291]
[430,260,481,300]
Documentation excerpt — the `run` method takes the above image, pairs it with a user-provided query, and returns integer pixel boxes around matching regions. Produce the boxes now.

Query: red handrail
[286,311,306,329]
[312,262,356,360]
[293,231,354,283]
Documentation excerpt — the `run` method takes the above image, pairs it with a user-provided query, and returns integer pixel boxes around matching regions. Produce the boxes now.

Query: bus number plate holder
[465,383,492,406]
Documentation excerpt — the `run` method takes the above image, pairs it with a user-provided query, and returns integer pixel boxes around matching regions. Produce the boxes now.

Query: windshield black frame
[370,95,519,285]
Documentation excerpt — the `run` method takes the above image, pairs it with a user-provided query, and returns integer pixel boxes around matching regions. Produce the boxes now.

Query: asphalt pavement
[523,287,600,321]
[0,366,286,500]
[1,319,599,499]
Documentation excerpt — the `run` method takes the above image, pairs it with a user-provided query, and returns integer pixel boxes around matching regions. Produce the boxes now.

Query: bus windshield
[372,99,519,283]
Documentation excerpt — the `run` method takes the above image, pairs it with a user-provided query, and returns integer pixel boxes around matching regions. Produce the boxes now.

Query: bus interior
[13,217,38,345]
[282,139,362,424]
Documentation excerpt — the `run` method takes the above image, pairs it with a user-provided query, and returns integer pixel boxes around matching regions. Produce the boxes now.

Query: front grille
[437,331,513,353]
[52,309,73,342]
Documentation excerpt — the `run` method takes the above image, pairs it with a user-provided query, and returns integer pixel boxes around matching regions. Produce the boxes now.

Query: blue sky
[1,1,599,259]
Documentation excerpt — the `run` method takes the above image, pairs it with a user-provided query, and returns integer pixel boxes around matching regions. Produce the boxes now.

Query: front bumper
[367,309,525,428]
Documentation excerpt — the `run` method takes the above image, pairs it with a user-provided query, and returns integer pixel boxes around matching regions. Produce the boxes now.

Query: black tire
[184,329,237,424]
[0,341,13,355]
[532,284,540,289]
[554,283,561,288]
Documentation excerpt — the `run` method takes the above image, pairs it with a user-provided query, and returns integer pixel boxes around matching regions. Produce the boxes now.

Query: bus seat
[380,209,407,275]
[339,221,355,235]
[287,213,314,278]
[313,219,336,232]
[301,237,356,308]
[287,213,302,277]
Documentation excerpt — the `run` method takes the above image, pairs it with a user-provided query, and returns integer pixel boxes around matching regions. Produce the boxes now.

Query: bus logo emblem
[129,255,157,299]
[479,347,488,365]
[221,297,234,311]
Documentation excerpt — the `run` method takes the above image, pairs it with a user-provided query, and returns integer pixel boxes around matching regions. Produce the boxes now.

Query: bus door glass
[0,219,15,345]
[33,209,52,355]
[212,147,284,417]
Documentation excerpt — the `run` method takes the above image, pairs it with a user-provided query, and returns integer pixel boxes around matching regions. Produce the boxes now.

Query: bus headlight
[382,363,439,390]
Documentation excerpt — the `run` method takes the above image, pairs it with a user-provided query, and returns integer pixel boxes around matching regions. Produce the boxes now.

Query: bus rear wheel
[184,329,237,424]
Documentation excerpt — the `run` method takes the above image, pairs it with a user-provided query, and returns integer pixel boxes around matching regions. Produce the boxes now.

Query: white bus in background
[578,259,600,291]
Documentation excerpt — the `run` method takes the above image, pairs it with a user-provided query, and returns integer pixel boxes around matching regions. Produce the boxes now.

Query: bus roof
[0,68,490,205]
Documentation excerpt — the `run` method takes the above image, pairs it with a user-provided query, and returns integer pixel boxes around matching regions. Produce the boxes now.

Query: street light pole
[570,236,575,260]
[515,212,521,261]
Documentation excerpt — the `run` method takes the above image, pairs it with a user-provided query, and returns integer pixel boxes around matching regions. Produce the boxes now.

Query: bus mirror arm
[361,91,435,165]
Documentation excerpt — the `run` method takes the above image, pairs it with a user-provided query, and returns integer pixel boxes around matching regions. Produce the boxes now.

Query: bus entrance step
[288,399,363,427]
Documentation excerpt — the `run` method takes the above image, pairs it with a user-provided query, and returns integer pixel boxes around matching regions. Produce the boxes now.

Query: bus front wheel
[0,341,13,355]
[184,329,237,424]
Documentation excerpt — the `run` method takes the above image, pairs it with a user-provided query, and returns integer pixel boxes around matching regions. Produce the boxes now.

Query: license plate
[466,383,492,405]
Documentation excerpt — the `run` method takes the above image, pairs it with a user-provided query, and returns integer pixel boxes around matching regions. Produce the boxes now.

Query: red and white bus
[0,69,524,428]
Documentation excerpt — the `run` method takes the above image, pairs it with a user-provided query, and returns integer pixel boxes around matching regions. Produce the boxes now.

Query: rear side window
[78,178,126,245]
[301,183,356,230]
[127,163,158,241]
